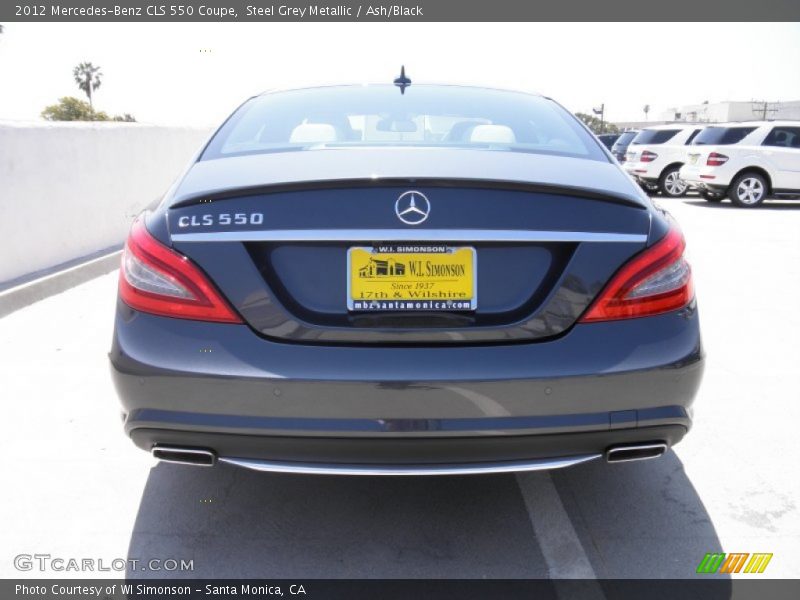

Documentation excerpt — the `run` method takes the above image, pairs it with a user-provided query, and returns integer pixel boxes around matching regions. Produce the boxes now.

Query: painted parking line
[516,472,605,598]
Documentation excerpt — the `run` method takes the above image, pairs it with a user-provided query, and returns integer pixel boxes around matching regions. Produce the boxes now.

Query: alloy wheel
[736,177,765,205]
[664,171,688,196]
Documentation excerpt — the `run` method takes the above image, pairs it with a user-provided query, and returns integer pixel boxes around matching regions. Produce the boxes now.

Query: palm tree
[643,104,650,121]
[73,62,103,107]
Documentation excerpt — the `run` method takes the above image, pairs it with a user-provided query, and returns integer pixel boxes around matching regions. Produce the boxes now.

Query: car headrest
[469,125,516,144]
[443,121,479,142]
[289,123,338,144]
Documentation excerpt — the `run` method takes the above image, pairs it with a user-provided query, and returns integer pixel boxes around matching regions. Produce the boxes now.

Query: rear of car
[680,122,800,207]
[109,85,703,475]
[597,133,621,150]
[611,130,638,162]
[624,125,704,197]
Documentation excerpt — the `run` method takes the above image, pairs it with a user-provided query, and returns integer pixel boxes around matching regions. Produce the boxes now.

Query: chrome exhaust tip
[605,442,667,463]
[152,445,216,467]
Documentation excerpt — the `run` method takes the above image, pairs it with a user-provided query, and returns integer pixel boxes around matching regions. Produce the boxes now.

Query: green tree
[575,112,619,135]
[41,97,136,122]
[41,97,109,121]
[73,62,103,107]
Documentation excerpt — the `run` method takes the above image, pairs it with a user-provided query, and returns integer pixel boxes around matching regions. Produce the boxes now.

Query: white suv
[624,124,705,197]
[679,121,800,207]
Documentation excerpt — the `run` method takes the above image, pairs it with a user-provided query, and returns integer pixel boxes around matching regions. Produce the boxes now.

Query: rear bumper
[133,424,687,471]
[110,302,704,469]
[624,163,659,183]
[679,166,730,191]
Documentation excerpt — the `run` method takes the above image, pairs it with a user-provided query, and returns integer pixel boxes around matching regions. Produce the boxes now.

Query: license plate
[348,246,477,311]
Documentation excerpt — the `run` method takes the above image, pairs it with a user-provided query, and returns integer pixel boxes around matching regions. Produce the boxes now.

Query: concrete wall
[0,122,213,285]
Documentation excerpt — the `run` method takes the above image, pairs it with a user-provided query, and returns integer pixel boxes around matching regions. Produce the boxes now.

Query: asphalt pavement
[1,196,798,581]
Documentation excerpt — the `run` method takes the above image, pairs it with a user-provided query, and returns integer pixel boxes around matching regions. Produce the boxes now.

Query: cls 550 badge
[176,213,264,228]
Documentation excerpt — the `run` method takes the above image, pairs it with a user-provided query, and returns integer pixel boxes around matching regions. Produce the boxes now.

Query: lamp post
[593,104,605,134]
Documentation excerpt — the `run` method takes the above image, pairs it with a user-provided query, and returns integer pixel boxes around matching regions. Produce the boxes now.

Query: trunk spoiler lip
[167,177,648,211]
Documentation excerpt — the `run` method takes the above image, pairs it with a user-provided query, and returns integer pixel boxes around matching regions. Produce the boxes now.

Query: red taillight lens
[579,227,694,322]
[640,151,658,163]
[119,218,242,323]
[706,152,729,167]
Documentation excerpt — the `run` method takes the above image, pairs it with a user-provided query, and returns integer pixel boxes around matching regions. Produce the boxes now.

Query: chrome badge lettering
[176,213,264,228]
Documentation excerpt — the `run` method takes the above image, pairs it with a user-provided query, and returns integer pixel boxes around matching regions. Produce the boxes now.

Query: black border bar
[3,0,800,22]
[4,579,800,600]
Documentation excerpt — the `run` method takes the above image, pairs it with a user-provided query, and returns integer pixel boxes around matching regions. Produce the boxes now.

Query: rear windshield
[692,126,757,145]
[201,85,607,162]
[611,131,637,149]
[630,129,681,145]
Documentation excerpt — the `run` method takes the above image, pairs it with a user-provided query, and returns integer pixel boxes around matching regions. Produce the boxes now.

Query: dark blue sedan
[109,83,703,475]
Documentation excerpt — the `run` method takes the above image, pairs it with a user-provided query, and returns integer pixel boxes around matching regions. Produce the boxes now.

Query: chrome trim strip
[605,443,667,463]
[171,229,648,243]
[217,453,602,476]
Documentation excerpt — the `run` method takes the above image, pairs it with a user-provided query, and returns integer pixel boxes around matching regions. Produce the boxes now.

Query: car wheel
[700,191,724,203]
[729,172,768,207]
[659,167,688,198]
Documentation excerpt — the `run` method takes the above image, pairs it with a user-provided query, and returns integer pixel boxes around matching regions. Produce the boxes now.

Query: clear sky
[1,22,799,126]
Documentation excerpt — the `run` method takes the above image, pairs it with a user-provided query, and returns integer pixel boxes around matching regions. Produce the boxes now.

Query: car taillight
[640,151,658,163]
[579,227,693,322]
[706,152,729,167]
[119,217,242,323]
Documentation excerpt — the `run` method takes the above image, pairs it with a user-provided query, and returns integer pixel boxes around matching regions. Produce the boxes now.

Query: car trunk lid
[163,149,650,344]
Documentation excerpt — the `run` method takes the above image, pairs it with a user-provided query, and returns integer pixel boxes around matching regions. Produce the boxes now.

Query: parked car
[110,83,703,475]
[597,132,621,150]
[679,121,800,207]
[624,124,704,197]
[611,130,639,162]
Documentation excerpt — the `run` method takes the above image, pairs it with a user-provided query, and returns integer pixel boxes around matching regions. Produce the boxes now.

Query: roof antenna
[393,65,411,94]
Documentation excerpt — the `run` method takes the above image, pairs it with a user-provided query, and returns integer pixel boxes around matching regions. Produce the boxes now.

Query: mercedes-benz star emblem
[395,191,431,225]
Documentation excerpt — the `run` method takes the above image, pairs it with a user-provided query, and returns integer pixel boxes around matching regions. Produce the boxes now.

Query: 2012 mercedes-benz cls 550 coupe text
[109,82,704,475]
